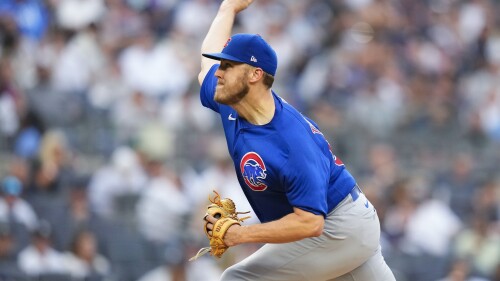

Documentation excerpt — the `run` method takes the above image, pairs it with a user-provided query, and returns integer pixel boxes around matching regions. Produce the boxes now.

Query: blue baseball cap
[203,33,278,76]
[2,176,22,196]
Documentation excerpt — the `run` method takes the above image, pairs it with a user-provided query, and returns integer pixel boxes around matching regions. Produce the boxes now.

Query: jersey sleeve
[200,64,220,113]
[282,140,330,217]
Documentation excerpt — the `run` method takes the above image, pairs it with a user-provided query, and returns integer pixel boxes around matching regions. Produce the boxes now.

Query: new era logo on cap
[202,33,278,76]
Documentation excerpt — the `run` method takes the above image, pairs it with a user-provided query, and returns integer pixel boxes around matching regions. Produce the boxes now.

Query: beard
[214,73,250,105]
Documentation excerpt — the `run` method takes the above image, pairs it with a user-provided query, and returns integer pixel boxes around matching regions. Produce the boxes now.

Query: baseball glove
[189,190,250,261]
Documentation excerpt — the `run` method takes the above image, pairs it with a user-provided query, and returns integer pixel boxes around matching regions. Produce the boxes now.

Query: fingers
[204,214,218,223]
[205,214,217,236]
[206,220,213,236]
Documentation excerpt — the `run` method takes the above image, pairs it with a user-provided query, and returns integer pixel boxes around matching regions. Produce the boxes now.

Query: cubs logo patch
[240,152,267,191]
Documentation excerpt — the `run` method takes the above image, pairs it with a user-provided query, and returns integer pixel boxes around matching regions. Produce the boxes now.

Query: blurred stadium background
[0,0,499,280]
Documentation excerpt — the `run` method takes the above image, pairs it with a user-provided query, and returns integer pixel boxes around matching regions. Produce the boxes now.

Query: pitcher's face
[214,60,250,105]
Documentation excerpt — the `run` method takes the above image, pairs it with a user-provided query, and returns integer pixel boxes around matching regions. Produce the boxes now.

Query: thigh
[221,193,383,281]
[328,247,397,281]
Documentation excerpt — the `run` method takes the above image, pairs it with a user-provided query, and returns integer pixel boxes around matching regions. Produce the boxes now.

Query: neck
[233,88,275,125]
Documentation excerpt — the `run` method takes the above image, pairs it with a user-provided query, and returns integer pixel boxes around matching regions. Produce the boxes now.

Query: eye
[219,61,232,70]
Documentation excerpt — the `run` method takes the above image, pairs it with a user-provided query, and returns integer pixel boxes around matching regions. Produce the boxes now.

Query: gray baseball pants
[220,186,396,281]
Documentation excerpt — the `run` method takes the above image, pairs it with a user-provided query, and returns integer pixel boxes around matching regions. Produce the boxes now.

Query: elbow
[303,216,324,238]
[309,220,324,237]
[294,208,325,238]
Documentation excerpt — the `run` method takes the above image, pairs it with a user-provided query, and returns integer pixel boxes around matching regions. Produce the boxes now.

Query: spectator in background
[0,0,49,42]
[23,145,72,249]
[135,155,190,248]
[87,55,131,113]
[365,144,400,189]
[13,109,44,160]
[37,176,110,253]
[0,221,27,280]
[383,179,418,246]
[88,145,147,219]
[137,256,222,281]
[51,23,106,95]
[452,212,500,279]
[402,175,462,258]
[23,157,69,251]
[17,220,67,277]
[111,90,159,143]
[26,42,81,128]
[437,259,490,281]
[63,230,111,281]
[55,0,105,32]
[471,180,500,223]
[435,153,481,221]
[0,15,21,57]
[0,176,37,232]
[6,156,30,188]
[118,28,191,98]
[26,159,61,197]
[97,0,147,55]
[0,58,22,139]
[384,176,463,281]
[37,129,75,188]
[437,259,491,281]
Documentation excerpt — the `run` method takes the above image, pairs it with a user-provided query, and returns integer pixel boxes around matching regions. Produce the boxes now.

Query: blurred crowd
[0,0,499,280]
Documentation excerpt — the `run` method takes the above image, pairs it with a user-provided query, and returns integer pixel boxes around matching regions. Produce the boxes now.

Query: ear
[248,67,264,84]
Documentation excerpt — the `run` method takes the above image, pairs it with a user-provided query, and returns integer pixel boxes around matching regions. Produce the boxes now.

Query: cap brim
[202,52,245,63]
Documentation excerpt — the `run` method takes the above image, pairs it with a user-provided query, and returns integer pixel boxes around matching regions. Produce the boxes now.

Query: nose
[215,67,223,79]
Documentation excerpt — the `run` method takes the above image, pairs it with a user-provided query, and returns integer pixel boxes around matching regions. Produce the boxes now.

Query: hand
[220,0,254,14]
[204,214,240,246]
[220,223,241,247]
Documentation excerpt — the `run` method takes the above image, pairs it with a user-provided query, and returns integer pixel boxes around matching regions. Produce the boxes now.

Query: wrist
[225,224,244,247]
[218,4,237,15]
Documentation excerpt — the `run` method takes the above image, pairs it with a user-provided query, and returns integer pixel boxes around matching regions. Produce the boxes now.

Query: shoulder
[276,100,316,145]
[274,99,331,163]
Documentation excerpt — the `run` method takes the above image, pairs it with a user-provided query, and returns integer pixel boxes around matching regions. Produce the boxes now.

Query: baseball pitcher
[194,0,397,280]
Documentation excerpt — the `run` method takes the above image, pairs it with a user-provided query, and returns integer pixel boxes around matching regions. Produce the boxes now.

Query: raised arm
[198,0,254,85]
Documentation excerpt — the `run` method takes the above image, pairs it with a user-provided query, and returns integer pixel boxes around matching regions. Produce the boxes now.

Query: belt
[349,184,362,202]
[328,184,363,215]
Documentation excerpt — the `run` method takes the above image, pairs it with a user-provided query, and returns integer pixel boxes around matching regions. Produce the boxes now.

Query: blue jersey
[200,65,356,223]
